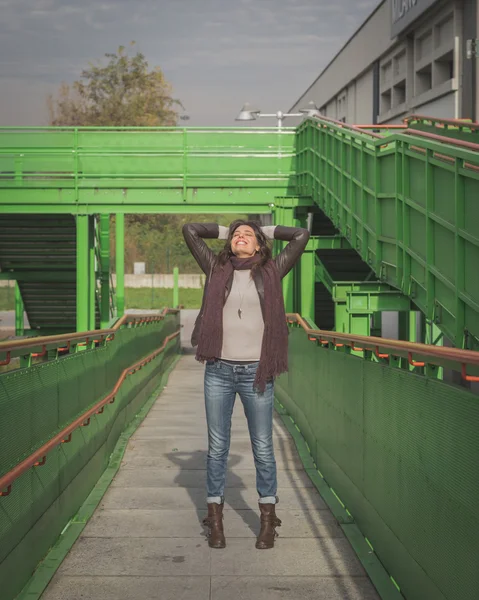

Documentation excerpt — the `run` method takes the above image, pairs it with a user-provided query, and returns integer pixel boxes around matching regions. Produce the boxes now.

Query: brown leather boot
[203,502,226,549]
[256,503,281,549]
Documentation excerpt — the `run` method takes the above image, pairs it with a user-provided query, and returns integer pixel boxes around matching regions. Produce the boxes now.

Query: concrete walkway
[42,355,380,600]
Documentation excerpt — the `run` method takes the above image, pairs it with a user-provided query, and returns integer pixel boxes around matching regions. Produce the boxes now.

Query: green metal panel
[14,282,24,336]
[276,326,479,600]
[88,216,96,331]
[173,266,179,308]
[0,315,180,600]
[76,216,89,332]
[99,215,111,328]
[115,214,125,318]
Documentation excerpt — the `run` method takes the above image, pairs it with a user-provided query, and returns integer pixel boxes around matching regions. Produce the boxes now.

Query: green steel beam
[274,199,303,313]
[299,250,315,320]
[76,215,89,332]
[99,215,110,328]
[425,319,444,379]
[0,203,276,215]
[173,267,179,308]
[346,290,411,313]
[88,216,96,331]
[115,214,125,318]
[15,282,24,336]
[306,236,351,251]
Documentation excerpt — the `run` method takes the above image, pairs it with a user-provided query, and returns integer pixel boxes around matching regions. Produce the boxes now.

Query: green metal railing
[0,127,296,214]
[404,114,479,143]
[296,117,479,349]
[0,311,181,600]
[278,315,479,600]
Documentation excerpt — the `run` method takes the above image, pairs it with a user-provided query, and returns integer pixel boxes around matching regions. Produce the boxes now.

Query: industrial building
[288,0,479,124]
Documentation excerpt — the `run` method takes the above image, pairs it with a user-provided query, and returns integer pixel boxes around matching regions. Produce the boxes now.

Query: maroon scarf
[195,254,288,391]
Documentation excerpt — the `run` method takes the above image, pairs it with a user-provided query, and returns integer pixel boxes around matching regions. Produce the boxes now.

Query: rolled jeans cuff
[207,496,223,504]
[259,495,277,504]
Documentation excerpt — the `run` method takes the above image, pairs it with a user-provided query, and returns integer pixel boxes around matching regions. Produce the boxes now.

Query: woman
[182,220,309,550]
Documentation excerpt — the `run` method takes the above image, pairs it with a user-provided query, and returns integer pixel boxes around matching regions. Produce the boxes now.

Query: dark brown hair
[216,220,272,269]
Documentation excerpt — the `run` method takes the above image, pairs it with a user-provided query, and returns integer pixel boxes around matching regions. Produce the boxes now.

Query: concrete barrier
[0,274,205,289]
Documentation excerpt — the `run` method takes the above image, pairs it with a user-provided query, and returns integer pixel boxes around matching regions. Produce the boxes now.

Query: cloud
[0,0,380,125]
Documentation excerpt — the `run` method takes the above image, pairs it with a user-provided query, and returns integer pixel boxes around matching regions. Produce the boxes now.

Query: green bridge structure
[0,115,478,600]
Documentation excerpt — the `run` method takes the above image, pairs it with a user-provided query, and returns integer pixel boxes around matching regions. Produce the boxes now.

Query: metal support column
[115,213,125,317]
[76,215,89,332]
[274,201,299,313]
[300,250,315,320]
[88,216,96,331]
[173,267,179,308]
[425,319,444,379]
[14,282,24,336]
[99,214,111,328]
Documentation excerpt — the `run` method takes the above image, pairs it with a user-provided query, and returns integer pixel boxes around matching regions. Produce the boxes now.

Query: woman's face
[231,225,260,258]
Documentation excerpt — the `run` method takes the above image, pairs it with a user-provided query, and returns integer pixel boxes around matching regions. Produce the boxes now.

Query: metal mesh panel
[0,314,180,600]
[277,328,479,600]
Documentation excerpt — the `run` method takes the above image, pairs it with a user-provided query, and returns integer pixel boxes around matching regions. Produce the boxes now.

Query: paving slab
[43,576,210,600]
[211,576,380,600]
[210,538,365,577]
[84,508,342,539]
[110,466,315,489]
[41,354,380,600]
[99,486,327,511]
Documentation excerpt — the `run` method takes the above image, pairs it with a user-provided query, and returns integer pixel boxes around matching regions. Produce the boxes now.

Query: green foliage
[46,45,254,274]
[0,286,14,310]
[111,214,248,274]
[48,42,181,126]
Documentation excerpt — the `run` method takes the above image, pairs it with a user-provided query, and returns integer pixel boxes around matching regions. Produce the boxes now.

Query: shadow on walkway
[166,450,259,537]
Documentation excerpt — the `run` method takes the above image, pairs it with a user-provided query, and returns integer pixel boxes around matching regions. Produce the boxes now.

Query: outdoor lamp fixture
[299,101,321,118]
[235,101,321,127]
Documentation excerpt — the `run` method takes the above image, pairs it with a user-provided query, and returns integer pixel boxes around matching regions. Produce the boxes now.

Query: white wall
[354,68,375,124]
[0,274,206,289]
[413,91,457,117]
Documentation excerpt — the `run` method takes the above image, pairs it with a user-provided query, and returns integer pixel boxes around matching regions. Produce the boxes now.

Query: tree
[48,42,181,126]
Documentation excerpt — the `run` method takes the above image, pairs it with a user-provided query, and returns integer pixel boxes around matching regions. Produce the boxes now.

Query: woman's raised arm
[182,223,229,275]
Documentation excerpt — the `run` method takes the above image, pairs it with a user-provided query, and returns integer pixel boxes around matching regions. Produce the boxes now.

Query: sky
[0,0,380,127]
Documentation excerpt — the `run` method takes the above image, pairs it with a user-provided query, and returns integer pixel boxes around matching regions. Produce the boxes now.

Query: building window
[381,89,392,113]
[435,14,453,49]
[413,8,455,100]
[416,63,432,95]
[379,41,408,118]
[393,79,406,107]
[434,50,454,85]
[376,4,458,123]
[416,30,433,61]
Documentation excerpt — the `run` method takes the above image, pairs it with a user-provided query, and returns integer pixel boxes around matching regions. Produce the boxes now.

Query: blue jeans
[204,360,277,502]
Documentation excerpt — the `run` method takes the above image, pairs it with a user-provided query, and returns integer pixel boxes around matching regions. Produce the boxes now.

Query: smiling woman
[182,218,309,550]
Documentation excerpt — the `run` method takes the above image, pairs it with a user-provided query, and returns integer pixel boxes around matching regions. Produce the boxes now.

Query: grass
[0,287,203,312]
[124,287,203,309]
[0,287,15,310]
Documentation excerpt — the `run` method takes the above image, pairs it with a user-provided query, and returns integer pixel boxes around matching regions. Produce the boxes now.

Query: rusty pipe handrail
[286,314,479,368]
[310,115,383,139]
[402,128,479,152]
[308,115,479,150]
[404,114,479,131]
[0,309,180,354]
[354,124,407,130]
[0,329,180,496]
